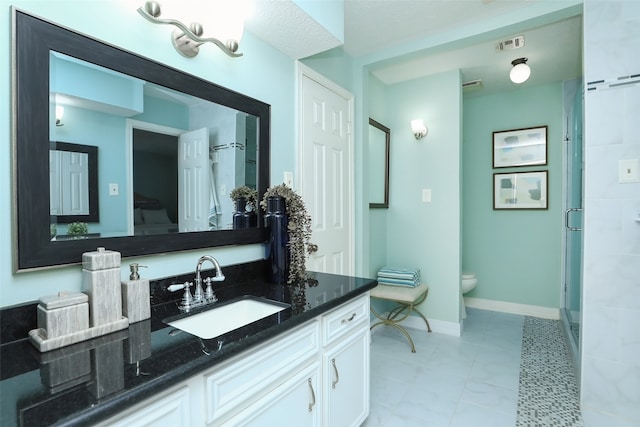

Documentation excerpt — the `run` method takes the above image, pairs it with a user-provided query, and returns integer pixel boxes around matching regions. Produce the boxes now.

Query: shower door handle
[565,208,583,231]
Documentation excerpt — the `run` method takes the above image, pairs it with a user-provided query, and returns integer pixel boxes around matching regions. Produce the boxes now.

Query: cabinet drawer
[322,293,369,346]
[102,385,192,427]
[204,320,320,424]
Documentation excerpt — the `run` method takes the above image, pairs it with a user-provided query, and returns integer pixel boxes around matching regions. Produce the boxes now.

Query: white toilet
[460,272,478,319]
[461,272,478,294]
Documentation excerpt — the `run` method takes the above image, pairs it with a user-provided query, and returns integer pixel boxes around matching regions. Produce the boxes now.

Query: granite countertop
[0,262,376,427]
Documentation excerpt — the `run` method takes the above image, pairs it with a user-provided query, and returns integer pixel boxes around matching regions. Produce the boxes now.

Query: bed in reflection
[133,193,179,235]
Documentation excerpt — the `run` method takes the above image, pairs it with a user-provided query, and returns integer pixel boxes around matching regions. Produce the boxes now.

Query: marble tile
[619,309,640,369]
[368,309,584,427]
[393,388,458,427]
[621,199,640,256]
[451,401,516,427]
[460,379,518,413]
[581,355,640,423]
[469,357,521,391]
[369,375,409,408]
[582,408,638,427]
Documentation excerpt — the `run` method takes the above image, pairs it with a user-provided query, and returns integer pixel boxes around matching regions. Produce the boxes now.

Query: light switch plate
[284,171,293,188]
[109,183,119,196]
[619,159,640,183]
[422,188,432,203]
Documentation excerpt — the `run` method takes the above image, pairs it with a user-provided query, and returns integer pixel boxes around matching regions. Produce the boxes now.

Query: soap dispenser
[121,263,151,323]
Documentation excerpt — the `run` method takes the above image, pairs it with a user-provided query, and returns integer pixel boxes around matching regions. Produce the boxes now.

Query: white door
[62,150,90,215]
[299,65,354,276]
[178,128,209,232]
[50,150,89,215]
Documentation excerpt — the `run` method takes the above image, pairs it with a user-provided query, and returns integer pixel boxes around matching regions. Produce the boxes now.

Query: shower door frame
[560,80,584,373]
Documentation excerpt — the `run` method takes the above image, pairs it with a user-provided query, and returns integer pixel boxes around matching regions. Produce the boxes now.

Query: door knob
[308,243,319,253]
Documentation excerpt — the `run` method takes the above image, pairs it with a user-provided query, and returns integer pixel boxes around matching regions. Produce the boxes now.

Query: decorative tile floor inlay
[516,317,583,427]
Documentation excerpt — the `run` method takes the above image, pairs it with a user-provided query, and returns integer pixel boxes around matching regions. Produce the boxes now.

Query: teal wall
[300,47,354,92]
[0,1,294,306]
[0,0,571,325]
[49,94,189,237]
[462,82,563,308]
[51,106,129,234]
[367,74,388,279]
[384,70,463,323]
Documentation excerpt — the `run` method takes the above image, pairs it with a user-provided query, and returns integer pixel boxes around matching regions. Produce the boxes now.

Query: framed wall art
[493,171,548,210]
[493,126,547,168]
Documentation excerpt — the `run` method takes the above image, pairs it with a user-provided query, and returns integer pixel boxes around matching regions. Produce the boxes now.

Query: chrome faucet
[167,255,225,312]
[194,255,225,304]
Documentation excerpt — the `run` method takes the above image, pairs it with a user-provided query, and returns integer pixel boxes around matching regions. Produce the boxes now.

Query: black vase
[264,196,289,284]
[232,197,252,229]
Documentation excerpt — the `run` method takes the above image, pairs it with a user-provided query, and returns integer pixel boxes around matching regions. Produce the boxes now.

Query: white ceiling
[246,0,583,97]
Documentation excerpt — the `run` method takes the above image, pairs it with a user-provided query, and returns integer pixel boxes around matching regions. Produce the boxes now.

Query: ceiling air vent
[462,80,483,91]
[495,35,525,52]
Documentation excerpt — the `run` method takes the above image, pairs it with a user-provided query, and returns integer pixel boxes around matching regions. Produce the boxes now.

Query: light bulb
[509,58,530,84]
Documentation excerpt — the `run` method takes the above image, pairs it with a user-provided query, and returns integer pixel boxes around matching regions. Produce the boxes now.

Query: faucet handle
[178,281,194,311]
[168,283,187,292]
[203,277,218,303]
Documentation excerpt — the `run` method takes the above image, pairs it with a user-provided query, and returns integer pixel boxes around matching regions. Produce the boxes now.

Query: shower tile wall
[582,1,640,425]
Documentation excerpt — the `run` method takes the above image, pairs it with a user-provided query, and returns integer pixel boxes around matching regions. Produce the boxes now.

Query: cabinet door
[223,362,321,427]
[324,329,369,427]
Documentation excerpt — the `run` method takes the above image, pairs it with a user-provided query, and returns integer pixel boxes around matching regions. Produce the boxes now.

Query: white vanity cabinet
[223,361,322,426]
[321,294,370,427]
[207,320,321,425]
[97,377,205,427]
[99,293,370,427]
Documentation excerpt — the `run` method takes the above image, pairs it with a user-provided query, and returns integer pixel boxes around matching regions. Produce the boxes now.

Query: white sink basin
[165,296,290,340]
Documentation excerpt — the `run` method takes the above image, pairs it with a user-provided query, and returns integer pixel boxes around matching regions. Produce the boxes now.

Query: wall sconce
[137,1,244,58]
[509,57,530,84]
[55,106,64,127]
[411,119,428,140]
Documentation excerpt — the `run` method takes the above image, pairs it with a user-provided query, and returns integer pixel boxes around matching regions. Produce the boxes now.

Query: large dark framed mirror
[368,118,390,208]
[12,9,270,271]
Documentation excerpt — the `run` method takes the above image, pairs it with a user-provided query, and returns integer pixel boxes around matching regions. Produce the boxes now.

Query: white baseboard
[370,313,461,337]
[464,297,560,320]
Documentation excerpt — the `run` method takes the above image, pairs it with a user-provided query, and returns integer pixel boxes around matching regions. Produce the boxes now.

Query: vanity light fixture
[55,105,64,127]
[509,57,531,84]
[137,1,244,58]
[411,119,428,140]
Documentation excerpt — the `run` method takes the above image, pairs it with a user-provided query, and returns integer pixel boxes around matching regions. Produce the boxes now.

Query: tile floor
[364,308,527,427]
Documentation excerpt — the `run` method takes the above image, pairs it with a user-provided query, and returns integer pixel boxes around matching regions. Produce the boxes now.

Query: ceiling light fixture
[509,57,530,84]
[137,1,244,58]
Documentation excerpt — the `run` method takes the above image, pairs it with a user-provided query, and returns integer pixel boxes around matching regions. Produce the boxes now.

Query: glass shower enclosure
[562,79,584,363]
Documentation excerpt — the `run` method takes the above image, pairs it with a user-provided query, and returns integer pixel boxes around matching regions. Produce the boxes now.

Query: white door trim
[295,62,355,275]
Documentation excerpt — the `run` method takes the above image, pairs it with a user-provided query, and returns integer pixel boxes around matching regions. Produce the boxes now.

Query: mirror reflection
[14,9,270,271]
[368,118,390,208]
[49,141,99,226]
[49,52,259,240]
